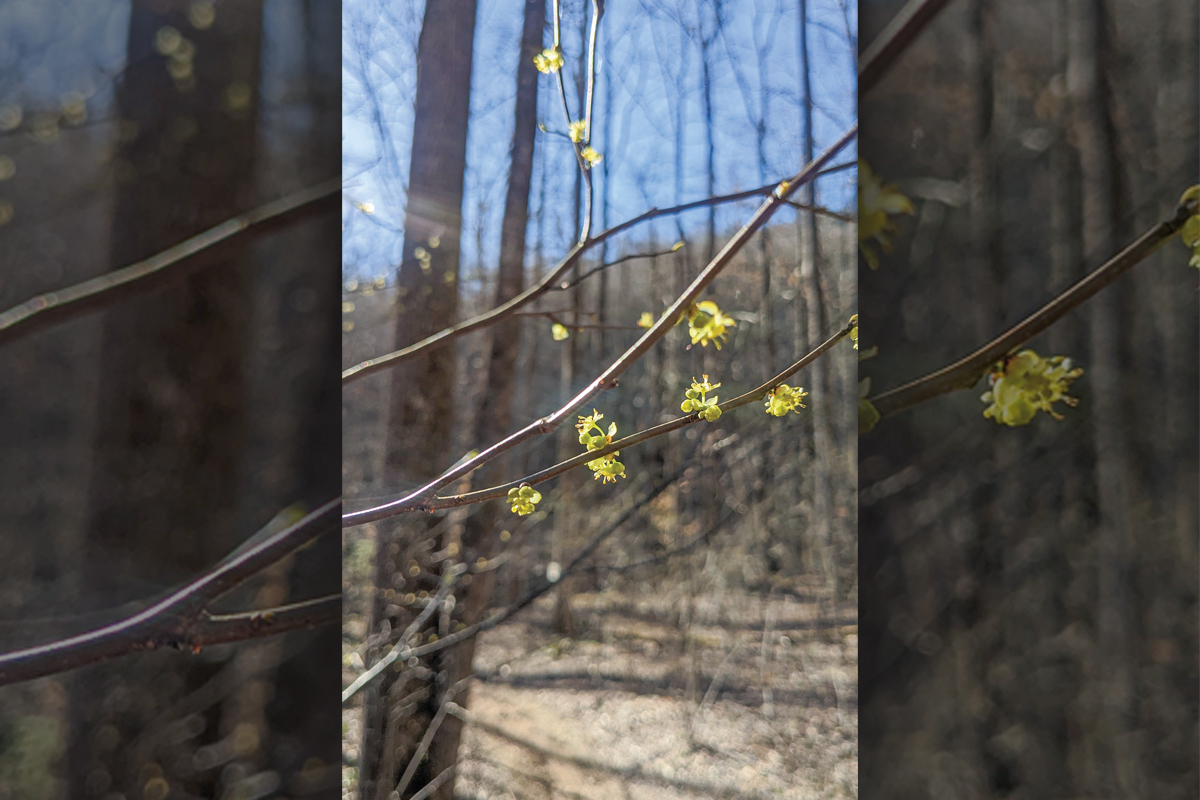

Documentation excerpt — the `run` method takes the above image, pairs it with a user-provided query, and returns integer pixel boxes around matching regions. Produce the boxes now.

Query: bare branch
[0,179,339,349]
[342,163,856,385]
[349,316,853,522]
[869,193,1197,420]
[0,498,341,686]
[859,0,956,94]
[189,594,341,647]
[341,125,858,526]
[342,466,688,703]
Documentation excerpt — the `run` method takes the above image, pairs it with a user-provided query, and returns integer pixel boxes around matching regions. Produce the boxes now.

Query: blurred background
[0,1,340,797]
[341,0,858,797]
[859,0,1198,797]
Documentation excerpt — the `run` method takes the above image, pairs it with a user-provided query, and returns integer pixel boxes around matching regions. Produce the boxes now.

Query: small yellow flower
[533,46,563,74]
[859,160,914,270]
[687,300,736,349]
[637,311,655,329]
[507,485,542,516]
[568,120,587,143]
[980,350,1083,426]
[849,314,858,350]
[765,384,808,417]
[580,147,603,168]
[681,375,722,421]
[551,323,570,341]
[1180,186,1200,268]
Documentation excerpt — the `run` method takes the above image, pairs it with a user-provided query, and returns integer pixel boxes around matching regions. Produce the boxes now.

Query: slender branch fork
[871,195,1199,419]
[0,178,340,349]
[342,124,858,528]
[0,498,341,686]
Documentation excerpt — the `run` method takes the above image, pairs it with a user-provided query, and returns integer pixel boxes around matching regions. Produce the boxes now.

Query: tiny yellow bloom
[568,120,587,143]
[551,323,570,341]
[580,147,603,168]
[687,300,737,349]
[980,350,1083,426]
[859,160,914,270]
[533,47,564,74]
[765,384,808,417]
[637,311,655,328]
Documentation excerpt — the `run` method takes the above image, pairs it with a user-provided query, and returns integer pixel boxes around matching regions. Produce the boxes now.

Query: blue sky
[341,0,857,283]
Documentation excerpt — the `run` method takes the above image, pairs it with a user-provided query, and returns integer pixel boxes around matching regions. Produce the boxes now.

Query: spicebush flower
[765,384,808,417]
[533,46,563,73]
[507,484,542,516]
[681,375,722,422]
[687,300,736,349]
[980,349,1083,426]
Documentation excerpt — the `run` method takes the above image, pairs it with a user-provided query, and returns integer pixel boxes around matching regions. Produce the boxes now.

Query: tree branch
[341,125,858,527]
[348,317,853,522]
[859,0,956,94]
[869,193,1197,420]
[0,178,340,349]
[343,465,688,703]
[0,498,341,686]
[342,164,856,385]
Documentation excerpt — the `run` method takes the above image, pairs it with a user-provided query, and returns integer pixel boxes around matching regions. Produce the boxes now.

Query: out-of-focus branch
[0,499,341,686]
[0,178,340,349]
[859,0,955,94]
[869,193,1198,420]
[342,466,688,703]
[341,125,857,526]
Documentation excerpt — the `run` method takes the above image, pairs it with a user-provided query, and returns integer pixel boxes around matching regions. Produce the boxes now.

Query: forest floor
[344,585,857,800]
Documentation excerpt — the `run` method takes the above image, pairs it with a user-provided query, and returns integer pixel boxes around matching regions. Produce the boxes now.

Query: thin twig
[341,125,857,525]
[342,467,688,703]
[0,498,341,686]
[409,766,455,800]
[869,194,1197,420]
[189,594,341,646]
[394,677,471,798]
[342,176,851,384]
[344,568,462,702]
[859,0,956,94]
[552,246,686,291]
[0,178,339,349]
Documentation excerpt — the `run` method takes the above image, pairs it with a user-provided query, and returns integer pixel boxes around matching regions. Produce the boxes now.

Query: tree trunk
[798,0,834,595]
[360,1,478,798]
[1067,0,1139,794]
[71,1,264,795]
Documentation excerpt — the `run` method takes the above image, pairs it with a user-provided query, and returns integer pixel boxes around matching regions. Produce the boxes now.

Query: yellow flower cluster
[507,484,542,516]
[687,300,736,349]
[765,384,808,417]
[681,375,722,422]
[533,46,563,74]
[576,410,626,483]
[1180,185,1199,268]
[859,160,914,270]
[980,350,1083,427]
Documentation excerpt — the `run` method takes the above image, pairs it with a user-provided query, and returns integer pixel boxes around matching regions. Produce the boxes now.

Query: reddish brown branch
[859,0,956,94]
[341,125,858,526]
[0,498,341,686]
[341,162,856,385]
[0,179,340,349]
